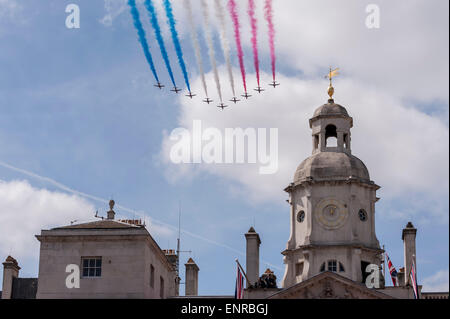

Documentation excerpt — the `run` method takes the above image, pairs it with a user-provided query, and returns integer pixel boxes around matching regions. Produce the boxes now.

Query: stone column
[402,222,417,286]
[2,256,20,299]
[245,227,261,288]
[185,258,199,296]
[337,132,344,151]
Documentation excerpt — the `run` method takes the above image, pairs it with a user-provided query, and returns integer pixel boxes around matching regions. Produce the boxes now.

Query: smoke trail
[265,0,276,81]
[163,0,191,92]
[214,0,236,97]
[184,0,209,98]
[228,0,247,93]
[144,0,176,87]
[0,160,283,269]
[127,0,159,83]
[201,0,223,102]
[248,0,260,87]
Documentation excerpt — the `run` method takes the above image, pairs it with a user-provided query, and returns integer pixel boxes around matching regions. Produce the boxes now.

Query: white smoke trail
[201,0,223,102]
[0,160,284,268]
[214,0,236,97]
[184,0,209,98]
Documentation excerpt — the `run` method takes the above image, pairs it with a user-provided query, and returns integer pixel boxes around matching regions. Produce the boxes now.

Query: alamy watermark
[366,4,380,29]
[65,4,80,29]
[169,120,279,175]
[65,264,80,289]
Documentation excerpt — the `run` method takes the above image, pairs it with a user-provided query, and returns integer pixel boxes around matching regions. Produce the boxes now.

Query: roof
[268,271,393,299]
[11,278,38,299]
[313,100,350,118]
[52,219,143,230]
[294,151,371,184]
[37,219,176,272]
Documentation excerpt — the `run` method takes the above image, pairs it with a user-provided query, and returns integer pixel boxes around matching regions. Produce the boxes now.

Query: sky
[0,0,448,295]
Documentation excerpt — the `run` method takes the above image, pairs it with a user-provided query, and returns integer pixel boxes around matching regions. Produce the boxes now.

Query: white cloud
[100,0,127,27]
[0,180,95,261]
[268,0,449,103]
[160,69,449,222]
[422,269,449,292]
[157,0,448,223]
[0,0,23,34]
[0,0,20,17]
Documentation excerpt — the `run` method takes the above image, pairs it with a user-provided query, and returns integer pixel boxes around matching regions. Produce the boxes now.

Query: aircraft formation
[128,0,279,110]
[151,80,280,109]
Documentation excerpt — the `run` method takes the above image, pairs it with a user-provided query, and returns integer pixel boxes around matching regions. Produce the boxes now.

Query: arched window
[325,125,338,147]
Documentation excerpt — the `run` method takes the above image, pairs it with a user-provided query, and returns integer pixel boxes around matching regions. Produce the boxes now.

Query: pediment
[268,272,393,299]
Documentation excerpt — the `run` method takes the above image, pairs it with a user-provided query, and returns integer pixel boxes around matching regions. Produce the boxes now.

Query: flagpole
[235,258,252,287]
[382,245,386,282]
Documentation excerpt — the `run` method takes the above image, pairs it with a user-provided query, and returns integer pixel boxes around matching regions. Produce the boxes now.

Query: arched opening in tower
[325,124,338,148]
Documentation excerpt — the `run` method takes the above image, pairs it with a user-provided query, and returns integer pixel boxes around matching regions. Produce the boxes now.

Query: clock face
[315,198,348,229]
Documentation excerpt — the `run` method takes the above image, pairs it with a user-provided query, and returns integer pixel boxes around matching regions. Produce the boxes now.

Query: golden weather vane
[325,67,340,100]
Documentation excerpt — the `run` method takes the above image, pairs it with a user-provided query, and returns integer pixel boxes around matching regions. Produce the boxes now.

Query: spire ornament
[325,67,340,102]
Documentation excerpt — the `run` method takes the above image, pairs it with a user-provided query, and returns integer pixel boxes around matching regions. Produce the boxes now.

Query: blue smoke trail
[127,0,159,83]
[163,0,191,92]
[144,0,176,87]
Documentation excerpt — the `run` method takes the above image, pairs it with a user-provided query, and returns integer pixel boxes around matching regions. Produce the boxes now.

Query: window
[295,262,304,276]
[160,277,165,298]
[314,135,319,150]
[297,210,305,223]
[325,125,338,147]
[361,261,370,283]
[82,257,102,278]
[328,260,337,272]
[359,209,368,222]
[343,134,349,149]
[150,264,155,288]
[321,260,345,273]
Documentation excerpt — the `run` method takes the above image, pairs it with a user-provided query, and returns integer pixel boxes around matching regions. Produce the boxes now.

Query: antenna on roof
[94,210,104,220]
[177,200,181,277]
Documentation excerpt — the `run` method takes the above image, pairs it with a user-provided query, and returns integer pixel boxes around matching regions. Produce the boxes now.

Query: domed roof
[294,152,370,184]
[313,99,350,118]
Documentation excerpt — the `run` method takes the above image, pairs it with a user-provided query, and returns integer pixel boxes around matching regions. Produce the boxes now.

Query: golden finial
[325,67,340,101]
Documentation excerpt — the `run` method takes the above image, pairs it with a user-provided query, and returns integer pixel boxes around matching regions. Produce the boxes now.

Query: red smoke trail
[228,0,247,93]
[264,0,276,82]
[248,0,260,87]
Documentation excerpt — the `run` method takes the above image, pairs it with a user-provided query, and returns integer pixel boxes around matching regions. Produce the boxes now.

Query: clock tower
[281,81,383,288]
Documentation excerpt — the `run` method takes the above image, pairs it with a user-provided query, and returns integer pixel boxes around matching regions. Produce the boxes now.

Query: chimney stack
[245,227,261,288]
[2,256,20,299]
[107,200,115,220]
[185,258,199,296]
[402,222,417,286]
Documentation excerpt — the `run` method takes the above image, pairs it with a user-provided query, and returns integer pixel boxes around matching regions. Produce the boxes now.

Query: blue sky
[0,0,448,295]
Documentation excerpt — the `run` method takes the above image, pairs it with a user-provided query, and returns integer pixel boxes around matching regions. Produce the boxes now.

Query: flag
[386,253,398,287]
[325,68,340,80]
[410,259,419,299]
[235,265,245,299]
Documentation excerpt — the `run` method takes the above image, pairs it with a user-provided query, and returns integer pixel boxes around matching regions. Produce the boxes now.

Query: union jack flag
[386,253,398,286]
[235,265,245,299]
[410,259,419,299]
